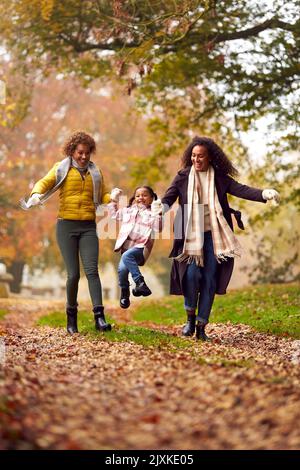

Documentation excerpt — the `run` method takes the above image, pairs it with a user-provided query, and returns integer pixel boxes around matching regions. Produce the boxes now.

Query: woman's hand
[110,188,122,202]
[27,193,42,207]
[19,193,42,210]
[151,199,163,216]
[262,189,280,205]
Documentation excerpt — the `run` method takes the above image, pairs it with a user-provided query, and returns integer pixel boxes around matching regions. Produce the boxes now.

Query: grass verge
[37,310,192,350]
[0,309,8,320]
[132,283,300,338]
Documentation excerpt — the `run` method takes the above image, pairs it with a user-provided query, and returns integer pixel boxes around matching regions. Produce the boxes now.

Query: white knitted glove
[110,188,122,202]
[262,189,280,205]
[26,193,42,207]
[151,198,163,216]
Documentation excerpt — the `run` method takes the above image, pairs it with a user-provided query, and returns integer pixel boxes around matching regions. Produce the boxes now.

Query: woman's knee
[203,275,217,294]
[67,272,80,284]
[203,268,217,286]
[184,267,201,289]
[85,269,99,280]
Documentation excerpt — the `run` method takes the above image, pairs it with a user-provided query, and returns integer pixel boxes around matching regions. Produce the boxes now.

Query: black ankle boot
[182,311,196,336]
[195,321,210,341]
[93,306,111,331]
[120,287,130,309]
[132,278,152,297]
[66,307,78,334]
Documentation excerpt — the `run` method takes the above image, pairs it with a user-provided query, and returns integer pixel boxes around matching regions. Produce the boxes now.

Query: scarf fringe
[174,248,241,266]
[174,253,204,266]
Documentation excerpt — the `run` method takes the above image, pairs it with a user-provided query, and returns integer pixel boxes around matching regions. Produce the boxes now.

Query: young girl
[108,186,163,309]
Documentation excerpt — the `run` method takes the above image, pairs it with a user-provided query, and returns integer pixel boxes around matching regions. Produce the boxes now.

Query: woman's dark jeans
[182,231,218,324]
[56,219,103,308]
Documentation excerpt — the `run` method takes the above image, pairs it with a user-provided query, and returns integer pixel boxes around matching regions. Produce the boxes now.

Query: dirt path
[0,299,299,450]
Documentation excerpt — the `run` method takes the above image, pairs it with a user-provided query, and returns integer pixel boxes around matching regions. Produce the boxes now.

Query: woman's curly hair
[62,131,96,157]
[181,136,238,177]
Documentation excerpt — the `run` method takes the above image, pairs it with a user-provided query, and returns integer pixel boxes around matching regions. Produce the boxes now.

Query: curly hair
[128,186,158,207]
[62,131,96,157]
[181,136,238,177]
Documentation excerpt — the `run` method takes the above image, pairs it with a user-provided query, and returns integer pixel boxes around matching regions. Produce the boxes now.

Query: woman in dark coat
[161,136,279,341]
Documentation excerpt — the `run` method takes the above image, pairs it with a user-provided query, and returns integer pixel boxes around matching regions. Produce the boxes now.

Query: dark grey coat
[161,167,266,295]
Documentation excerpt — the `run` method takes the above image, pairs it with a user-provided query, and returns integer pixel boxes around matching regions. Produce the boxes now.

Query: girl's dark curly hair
[181,136,238,177]
[128,186,158,207]
[62,131,96,157]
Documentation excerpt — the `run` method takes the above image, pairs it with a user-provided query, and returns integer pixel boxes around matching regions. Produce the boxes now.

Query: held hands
[110,187,123,202]
[151,198,163,217]
[28,193,42,206]
[19,193,42,210]
[262,189,280,206]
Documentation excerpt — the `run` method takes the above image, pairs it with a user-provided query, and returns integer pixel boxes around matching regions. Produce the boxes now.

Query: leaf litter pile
[0,299,299,450]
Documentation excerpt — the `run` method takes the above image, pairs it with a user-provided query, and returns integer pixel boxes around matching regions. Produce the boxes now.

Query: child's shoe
[132,278,152,297]
[120,287,130,309]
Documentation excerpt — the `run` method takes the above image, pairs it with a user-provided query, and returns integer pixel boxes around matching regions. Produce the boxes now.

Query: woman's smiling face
[72,143,91,167]
[191,145,210,171]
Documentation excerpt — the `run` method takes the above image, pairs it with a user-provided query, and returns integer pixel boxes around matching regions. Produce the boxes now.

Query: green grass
[36,311,256,367]
[132,283,300,338]
[37,310,192,350]
[37,284,300,343]
[0,309,8,320]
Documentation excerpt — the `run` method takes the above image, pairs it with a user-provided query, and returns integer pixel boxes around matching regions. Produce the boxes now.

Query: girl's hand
[262,189,280,206]
[110,188,122,202]
[151,198,163,216]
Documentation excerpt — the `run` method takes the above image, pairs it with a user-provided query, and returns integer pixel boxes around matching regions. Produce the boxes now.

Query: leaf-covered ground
[0,293,299,450]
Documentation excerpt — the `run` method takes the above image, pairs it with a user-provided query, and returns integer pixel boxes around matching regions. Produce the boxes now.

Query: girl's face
[191,145,210,171]
[72,143,91,167]
[134,188,153,207]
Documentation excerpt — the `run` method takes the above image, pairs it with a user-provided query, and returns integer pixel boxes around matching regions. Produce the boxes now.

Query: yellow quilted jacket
[31,162,111,220]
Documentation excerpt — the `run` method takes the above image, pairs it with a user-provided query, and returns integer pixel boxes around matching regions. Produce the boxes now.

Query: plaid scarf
[175,165,242,266]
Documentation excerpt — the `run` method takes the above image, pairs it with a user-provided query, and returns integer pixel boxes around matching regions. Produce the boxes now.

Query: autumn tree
[0,0,299,287]
[0,69,157,291]
[0,1,298,178]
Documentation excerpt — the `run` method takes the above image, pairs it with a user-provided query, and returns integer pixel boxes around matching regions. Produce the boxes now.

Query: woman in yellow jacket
[21,131,112,334]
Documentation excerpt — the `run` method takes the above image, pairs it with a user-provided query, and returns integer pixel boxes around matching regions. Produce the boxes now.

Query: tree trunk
[7,260,25,293]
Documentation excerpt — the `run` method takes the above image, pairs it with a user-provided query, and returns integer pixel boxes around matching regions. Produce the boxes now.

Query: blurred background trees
[0,0,299,292]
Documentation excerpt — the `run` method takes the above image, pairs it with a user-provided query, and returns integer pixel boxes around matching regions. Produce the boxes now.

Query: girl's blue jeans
[118,247,145,288]
[182,231,218,324]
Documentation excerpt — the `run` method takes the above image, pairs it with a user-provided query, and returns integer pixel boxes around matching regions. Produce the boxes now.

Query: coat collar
[177,166,229,184]
[176,166,230,200]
